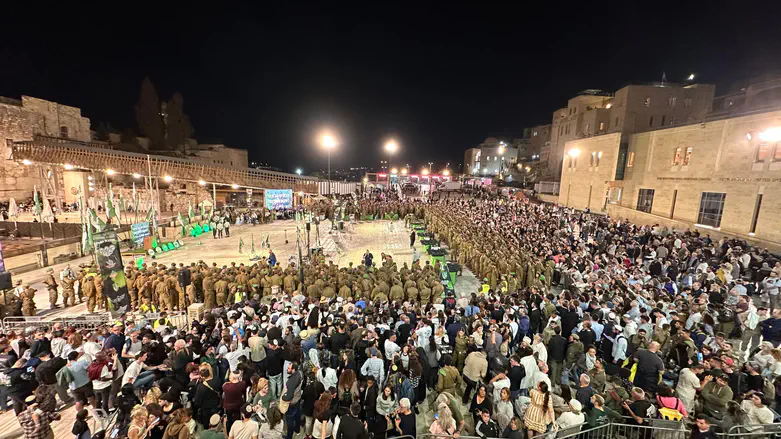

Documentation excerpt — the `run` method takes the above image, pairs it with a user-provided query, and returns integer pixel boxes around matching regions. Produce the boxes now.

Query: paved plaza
[9,218,480,321]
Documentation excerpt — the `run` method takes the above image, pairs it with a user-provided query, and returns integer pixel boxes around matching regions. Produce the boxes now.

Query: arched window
[60,126,69,138]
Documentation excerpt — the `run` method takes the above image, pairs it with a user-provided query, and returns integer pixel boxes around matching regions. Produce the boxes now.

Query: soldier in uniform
[94,273,105,310]
[126,265,139,310]
[22,284,36,316]
[215,275,228,307]
[203,270,216,310]
[156,277,170,311]
[186,283,197,307]
[44,268,59,309]
[61,267,76,307]
[83,273,97,312]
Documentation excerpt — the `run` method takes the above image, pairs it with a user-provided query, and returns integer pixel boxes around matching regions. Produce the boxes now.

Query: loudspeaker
[306,222,311,231]
[0,272,11,290]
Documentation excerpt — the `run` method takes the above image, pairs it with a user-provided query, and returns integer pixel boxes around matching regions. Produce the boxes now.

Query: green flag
[33,185,41,216]
[145,205,155,222]
[88,208,106,233]
[239,237,244,253]
[200,202,206,218]
[188,200,194,221]
[177,211,186,235]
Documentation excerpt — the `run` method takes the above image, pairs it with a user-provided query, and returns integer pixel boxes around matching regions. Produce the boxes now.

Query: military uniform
[22,285,36,316]
[44,269,58,309]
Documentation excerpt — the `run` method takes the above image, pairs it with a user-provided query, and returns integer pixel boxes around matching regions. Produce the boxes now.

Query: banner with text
[131,222,151,245]
[93,230,131,312]
[265,189,293,210]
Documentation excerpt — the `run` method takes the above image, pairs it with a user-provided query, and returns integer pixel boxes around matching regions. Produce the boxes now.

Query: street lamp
[295,168,302,175]
[106,169,116,176]
[198,179,206,186]
[384,140,398,188]
[320,133,337,195]
[422,168,429,176]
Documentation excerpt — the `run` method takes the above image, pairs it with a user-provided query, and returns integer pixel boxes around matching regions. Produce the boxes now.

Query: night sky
[4,2,781,175]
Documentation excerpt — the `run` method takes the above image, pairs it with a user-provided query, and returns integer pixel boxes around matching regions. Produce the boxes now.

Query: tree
[135,77,165,150]
[165,92,193,152]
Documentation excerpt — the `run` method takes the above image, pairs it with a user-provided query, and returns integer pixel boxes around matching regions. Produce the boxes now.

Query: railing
[10,140,322,193]
[1,313,113,333]
[522,421,781,439]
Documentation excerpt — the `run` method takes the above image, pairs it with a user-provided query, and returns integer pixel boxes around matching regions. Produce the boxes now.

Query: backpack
[444,295,456,311]
[657,397,685,421]
[88,362,105,381]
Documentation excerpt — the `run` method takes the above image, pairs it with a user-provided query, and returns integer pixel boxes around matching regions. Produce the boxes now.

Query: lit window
[627,152,635,167]
[683,147,692,165]
[599,122,605,131]
[698,192,726,227]
[533,131,538,136]
[596,151,602,167]
[585,124,590,134]
[644,97,651,107]
[637,189,655,213]
[757,143,770,161]
[590,152,595,167]
[672,148,682,165]
[668,96,677,107]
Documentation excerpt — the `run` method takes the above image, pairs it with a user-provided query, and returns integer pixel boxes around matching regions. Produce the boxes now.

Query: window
[683,147,693,165]
[599,122,605,131]
[596,151,602,167]
[684,98,692,108]
[590,152,595,167]
[574,107,578,114]
[672,147,682,165]
[627,152,635,167]
[644,97,651,107]
[661,115,666,126]
[757,143,770,161]
[60,126,69,138]
[649,116,654,127]
[668,96,677,107]
[533,131,538,136]
[697,192,726,227]
[637,189,655,213]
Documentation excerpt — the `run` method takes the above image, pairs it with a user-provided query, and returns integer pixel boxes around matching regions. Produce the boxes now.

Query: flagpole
[134,182,139,225]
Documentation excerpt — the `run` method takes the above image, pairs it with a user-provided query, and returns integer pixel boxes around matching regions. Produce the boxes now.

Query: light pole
[321,134,337,196]
[384,140,398,189]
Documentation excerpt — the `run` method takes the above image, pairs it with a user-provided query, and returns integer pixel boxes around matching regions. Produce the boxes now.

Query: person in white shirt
[384,333,401,360]
[556,399,585,432]
[225,340,251,372]
[741,393,774,430]
[531,334,547,364]
[316,363,338,391]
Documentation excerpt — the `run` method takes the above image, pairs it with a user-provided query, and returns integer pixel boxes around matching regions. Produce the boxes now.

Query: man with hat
[22,283,36,316]
[201,414,227,439]
[700,369,732,419]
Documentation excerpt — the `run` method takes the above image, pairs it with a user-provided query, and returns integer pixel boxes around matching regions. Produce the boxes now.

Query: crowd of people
[1,192,781,439]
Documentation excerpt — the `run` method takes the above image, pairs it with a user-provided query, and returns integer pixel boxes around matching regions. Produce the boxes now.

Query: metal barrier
[1,313,113,334]
[525,421,781,439]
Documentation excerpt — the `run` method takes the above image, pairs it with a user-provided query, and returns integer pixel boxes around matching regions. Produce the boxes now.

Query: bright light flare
[321,134,337,149]
[22,159,32,166]
[64,164,74,170]
[106,169,116,176]
[422,169,430,176]
[390,168,398,174]
[163,175,173,182]
[384,141,398,154]
[442,169,450,176]
[401,168,408,175]
[295,168,302,175]
[688,73,695,81]
[231,184,239,189]
[132,173,142,179]
[567,149,581,158]
[759,128,781,142]
[198,180,206,186]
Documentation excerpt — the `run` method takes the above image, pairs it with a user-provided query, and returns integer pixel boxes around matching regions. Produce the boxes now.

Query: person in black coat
[548,328,568,385]
[192,365,221,428]
[336,403,368,439]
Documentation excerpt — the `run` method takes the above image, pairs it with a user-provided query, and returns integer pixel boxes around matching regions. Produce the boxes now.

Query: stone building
[558,79,781,248]
[186,143,249,168]
[463,137,518,177]
[527,124,550,162]
[543,82,715,180]
[0,96,91,201]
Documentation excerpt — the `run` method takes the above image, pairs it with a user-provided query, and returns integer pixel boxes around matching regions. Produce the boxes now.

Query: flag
[81,220,89,253]
[119,190,126,213]
[33,185,41,216]
[145,206,155,222]
[200,201,206,218]
[88,208,106,232]
[132,182,137,206]
[251,233,255,253]
[177,211,186,235]
[106,184,116,221]
[8,198,18,221]
[41,199,54,224]
[239,237,244,253]
[188,200,194,221]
